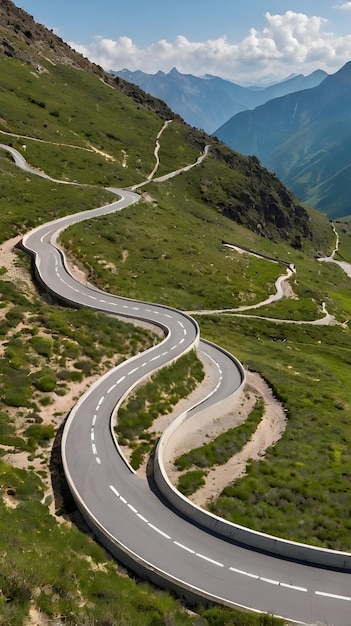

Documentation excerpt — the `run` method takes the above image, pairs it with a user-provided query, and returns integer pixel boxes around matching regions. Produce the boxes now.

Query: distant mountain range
[112,67,327,134]
[215,61,351,219]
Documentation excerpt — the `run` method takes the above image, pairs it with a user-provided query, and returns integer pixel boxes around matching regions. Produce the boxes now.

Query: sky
[16,1,351,83]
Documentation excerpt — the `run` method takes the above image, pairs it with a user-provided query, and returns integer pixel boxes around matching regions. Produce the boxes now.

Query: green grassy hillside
[0,2,351,624]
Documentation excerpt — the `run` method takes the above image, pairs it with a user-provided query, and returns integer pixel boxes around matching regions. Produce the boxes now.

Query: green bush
[25,424,55,446]
[30,336,53,357]
[31,367,56,392]
[130,441,151,470]
[1,385,32,408]
[177,470,207,496]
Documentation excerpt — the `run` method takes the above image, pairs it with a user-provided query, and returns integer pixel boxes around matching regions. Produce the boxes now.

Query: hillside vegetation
[0,1,351,625]
[215,61,351,220]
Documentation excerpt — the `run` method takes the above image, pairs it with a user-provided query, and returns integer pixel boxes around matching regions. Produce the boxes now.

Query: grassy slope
[1,15,351,619]
[61,131,351,549]
[0,51,289,624]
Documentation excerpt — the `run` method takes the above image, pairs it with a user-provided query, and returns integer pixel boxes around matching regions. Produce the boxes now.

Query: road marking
[117,376,126,384]
[229,567,259,579]
[260,577,280,586]
[147,523,171,539]
[28,151,312,615]
[174,541,195,554]
[280,583,307,592]
[196,553,224,567]
[315,591,351,601]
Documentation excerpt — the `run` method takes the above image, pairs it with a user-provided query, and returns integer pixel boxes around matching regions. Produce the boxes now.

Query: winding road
[2,135,351,625]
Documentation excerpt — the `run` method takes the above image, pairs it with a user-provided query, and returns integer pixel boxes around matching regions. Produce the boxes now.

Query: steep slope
[0,0,332,252]
[215,61,351,219]
[3,5,351,625]
[114,67,327,134]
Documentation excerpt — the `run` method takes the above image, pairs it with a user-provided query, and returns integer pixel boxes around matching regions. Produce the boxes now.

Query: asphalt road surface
[2,143,348,625]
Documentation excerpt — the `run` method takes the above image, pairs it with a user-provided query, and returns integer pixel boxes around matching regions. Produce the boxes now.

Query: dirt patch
[189,371,286,506]
[121,249,128,263]
[25,608,48,626]
[129,361,286,509]
[157,370,286,507]
[0,235,35,296]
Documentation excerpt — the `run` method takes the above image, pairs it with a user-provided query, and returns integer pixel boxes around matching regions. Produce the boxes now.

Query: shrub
[177,470,207,496]
[30,336,53,358]
[31,368,56,393]
[25,424,55,446]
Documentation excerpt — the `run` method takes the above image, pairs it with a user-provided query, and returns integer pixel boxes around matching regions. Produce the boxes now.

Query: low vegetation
[176,399,264,471]
[0,6,350,622]
[200,314,351,550]
[117,351,204,469]
[177,469,207,496]
[0,262,157,456]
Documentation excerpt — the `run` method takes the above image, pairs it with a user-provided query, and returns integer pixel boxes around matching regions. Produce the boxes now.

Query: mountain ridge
[215,61,351,219]
[3,5,351,626]
[0,0,333,253]
[113,66,328,134]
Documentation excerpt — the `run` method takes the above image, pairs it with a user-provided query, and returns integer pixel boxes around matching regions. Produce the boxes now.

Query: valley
[2,122,348,623]
[1,2,351,625]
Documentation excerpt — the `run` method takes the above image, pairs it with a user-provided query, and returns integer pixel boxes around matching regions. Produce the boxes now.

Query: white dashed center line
[315,591,351,601]
[196,553,224,568]
[229,567,259,580]
[173,541,195,554]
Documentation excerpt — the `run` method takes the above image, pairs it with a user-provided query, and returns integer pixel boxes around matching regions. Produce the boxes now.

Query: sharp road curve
[2,142,350,625]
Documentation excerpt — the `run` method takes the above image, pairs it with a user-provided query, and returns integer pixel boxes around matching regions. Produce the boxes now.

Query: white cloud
[69,11,351,82]
[336,2,351,11]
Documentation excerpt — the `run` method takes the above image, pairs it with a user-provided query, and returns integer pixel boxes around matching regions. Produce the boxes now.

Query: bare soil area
[149,369,286,507]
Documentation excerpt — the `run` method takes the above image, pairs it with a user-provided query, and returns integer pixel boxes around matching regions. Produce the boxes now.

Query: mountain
[215,62,351,219]
[113,67,327,134]
[0,2,339,624]
[0,0,331,251]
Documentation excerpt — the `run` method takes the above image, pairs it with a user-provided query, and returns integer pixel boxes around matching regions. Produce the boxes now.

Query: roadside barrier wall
[154,347,351,572]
